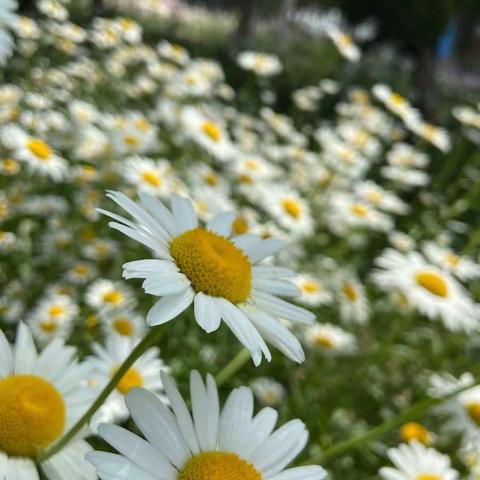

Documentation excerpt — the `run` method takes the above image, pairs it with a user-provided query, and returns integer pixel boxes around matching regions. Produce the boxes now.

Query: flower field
[1,1,480,479]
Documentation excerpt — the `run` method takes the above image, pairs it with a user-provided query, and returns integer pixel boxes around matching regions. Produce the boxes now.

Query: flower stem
[36,325,165,463]
[215,348,251,387]
[309,381,479,465]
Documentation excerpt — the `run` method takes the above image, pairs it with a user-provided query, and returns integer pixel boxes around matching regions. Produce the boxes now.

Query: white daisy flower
[86,335,168,427]
[122,155,175,198]
[28,293,78,345]
[423,242,480,281]
[0,323,96,479]
[87,370,326,480]
[381,165,429,189]
[2,124,68,181]
[293,274,333,307]
[98,190,315,365]
[429,372,480,441]
[327,28,361,62]
[0,0,18,65]
[100,307,146,340]
[302,323,356,354]
[380,441,458,480]
[85,279,135,312]
[373,249,480,332]
[237,51,282,76]
[181,106,237,162]
[372,84,419,122]
[337,277,369,324]
[250,377,285,406]
[405,117,451,153]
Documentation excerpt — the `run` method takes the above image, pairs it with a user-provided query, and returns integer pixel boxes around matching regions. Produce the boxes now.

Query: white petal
[86,452,159,480]
[0,330,13,378]
[125,388,190,469]
[122,259,178,279]
[268,465,327,480]
[142,273,191,296]
[253,291,315,324]
[161,371,200,455]
[252,266,296,279]
[190,371,219,451]
[98,424,176,478]
[171,195,198,234]
[194,293,222,333]
[146,287,195,326]
[14,323,37,374]
[234,235,284,263]
[218,299,271,366]
[252,277,301,297]
[207,212,235,237]
[138,191,176,238]
[241,407,278,461]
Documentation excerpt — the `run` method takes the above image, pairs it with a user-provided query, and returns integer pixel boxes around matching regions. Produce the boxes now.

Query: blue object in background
[436,18,458,60]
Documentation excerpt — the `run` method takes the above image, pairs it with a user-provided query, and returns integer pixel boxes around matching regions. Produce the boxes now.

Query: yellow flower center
[170,228,251,303]
[342,283,358,302]
[103,290,123,305]
[445,254,460,267]
[390,93,406,107]
[466,403,480,426]
[338,33,353,47]
[201,122,221,142]
[86,314,98,330]
[40,321,58,333]
[400,422,430,445]
[366,190,383,204]
[301,281,320,294]
[178,451,261,480]
[416,475,441,480]
[0,375,66,457]
[123,135,140,146]
[315,334,334,348]
[113,367,143,395]
[233,216,249,236]
[134,118,151,132]
[113,318,134,336]
[282,198,301,219]
[142,170,162,187]
[350,203,368,217]
[204,173,219,186]
[415,271,448,298]
[48,305,66,317]
[27,139,52,160]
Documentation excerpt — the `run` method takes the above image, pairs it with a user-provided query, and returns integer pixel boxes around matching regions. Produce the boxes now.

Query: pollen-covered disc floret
[170,227,252,303]
[0,375,66,457]
[178,452,261,480]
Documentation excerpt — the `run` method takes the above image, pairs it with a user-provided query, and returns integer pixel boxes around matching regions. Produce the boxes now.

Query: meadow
[1,1,480,479]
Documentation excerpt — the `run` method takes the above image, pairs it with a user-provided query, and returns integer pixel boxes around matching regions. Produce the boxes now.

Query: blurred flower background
[1,0,480,478]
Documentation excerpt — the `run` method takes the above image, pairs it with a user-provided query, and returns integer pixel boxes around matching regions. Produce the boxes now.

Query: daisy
[98,190,314,365]
[381,165,429,189]
[0,323,96,479]
[85,278,134,312]
[372,84,418,122]
[28,293,78,345]
[1,125,68,181]
[250,377,285,406]
[405,117,451,153]
[157,40,190,65]
[237,51,282,76]
[259,186,314,237]
[302,323,356,354]
[423,242,480,281]
[430,372,480,441]
[181,106,237,162]
[373,249,480,332]
[100,307,146,340]
[337,277,369,324]
[380,441,458,480]
[86,335,168,427]
[87,370,326,480]
[122,155,175,198]
[0,0,18,65]
[293,274,333,307]
[327,28,361,62]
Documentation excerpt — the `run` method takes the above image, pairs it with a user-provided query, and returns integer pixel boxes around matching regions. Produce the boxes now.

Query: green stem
[215,348,251,387]
[310,381,479,465]
[36,325,165,463]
